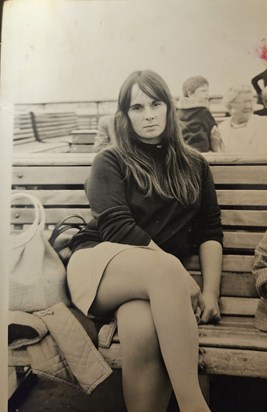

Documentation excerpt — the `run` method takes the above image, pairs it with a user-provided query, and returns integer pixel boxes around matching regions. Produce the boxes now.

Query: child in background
[176,75,223,152]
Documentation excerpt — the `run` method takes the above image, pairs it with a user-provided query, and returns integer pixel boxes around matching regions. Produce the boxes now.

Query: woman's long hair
[114,70,202,207]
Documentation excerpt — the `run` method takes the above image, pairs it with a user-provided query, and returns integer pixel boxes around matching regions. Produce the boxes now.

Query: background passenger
[93,114,116,153]
[219,84,267,153]
[176,75,223,152]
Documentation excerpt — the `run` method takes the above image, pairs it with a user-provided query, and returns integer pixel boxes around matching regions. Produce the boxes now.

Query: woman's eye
[153,101,162,107]
[131,105,142,111]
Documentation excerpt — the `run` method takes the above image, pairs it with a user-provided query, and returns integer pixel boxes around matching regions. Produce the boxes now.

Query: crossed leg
[116,300,172,411]
[70,246,210,412]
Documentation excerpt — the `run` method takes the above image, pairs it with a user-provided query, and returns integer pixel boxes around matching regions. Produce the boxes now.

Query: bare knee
[147,252,188,294]
[117,300,161,365]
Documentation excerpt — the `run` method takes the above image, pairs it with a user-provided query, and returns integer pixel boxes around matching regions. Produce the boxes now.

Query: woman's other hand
[200,290,221,324]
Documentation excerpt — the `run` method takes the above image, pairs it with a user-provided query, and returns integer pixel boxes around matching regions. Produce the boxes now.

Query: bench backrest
[31,112,78,141]
[13,112,36,146]
[13,111,79,145]
[11,153,267,318]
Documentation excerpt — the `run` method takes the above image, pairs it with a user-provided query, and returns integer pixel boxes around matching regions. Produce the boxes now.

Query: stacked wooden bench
[9,152,267,404]
[13,111,78,154]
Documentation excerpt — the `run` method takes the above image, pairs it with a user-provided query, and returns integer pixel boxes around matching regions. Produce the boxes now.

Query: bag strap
[11,193,46,248]
[49,215,86,246]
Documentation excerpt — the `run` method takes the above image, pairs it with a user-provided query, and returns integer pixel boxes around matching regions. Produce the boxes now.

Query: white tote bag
[9,193,71,312]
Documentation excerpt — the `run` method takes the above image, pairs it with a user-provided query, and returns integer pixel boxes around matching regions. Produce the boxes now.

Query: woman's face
[127,84,167,144]
[231,92,254,124]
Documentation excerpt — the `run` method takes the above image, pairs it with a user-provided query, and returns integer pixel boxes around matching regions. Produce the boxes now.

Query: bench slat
[10,207,265,242]
[199,347,267,378]
[223,231,264,249]
[219,297,258,316]
[13,164,267,185]
[70,145,95,153]
[12,153,95,166]
[98,344,267,377]
[10,191,266,246]
[13,142,70,154]
[185,255,254,273]
[193,273,257,298]
[199,328,267,346]
[12,166,91,185]
[11,189,89,206]
[217,190,267,206]
[11,208,92,224]
[221,210,267,227]
[210,165,267,185]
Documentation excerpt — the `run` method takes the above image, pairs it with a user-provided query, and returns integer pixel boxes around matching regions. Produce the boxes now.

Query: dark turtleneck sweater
[71,140,223,258]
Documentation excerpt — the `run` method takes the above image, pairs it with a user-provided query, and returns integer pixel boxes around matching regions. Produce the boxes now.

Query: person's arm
[199,240,222,323]
[85,150,151,246]
[192,161,223,323]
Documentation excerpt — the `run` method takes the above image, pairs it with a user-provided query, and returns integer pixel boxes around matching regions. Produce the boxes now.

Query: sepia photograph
[1,0,267,411]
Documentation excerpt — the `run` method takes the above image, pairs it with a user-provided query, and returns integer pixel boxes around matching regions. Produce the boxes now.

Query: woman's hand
[210,125,225,152]
[200,290,221,324]
[185,274,205,318]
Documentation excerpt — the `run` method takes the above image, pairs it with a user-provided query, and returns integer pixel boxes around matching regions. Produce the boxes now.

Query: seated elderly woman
[218,84,267,153]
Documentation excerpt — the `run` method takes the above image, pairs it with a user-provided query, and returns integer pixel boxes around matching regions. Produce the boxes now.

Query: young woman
[67,70,223,412]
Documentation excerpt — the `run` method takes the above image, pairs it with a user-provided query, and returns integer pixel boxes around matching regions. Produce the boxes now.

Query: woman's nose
[144,107,154,120]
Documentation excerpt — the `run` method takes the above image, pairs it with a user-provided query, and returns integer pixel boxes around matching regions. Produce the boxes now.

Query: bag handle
[11,193,46,248]
[49,214,86,246]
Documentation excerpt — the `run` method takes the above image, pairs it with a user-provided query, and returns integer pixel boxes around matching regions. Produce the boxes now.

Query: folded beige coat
[9,302,112,394]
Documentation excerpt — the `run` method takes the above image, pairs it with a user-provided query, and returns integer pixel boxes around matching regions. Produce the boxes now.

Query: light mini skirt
[67,241,150,316]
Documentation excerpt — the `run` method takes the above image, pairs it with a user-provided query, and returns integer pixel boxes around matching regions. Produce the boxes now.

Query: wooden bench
[9,152,267,404]
[13,111,78,154]
[70,129,98,153]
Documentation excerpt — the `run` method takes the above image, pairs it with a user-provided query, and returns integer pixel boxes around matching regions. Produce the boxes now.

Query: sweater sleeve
[251,71,264,95]
[192,159,223,247]
[252,231,267,298]
[85,150,151,246]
